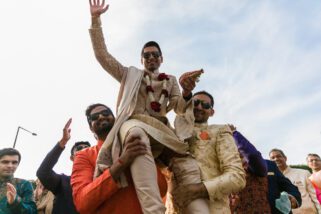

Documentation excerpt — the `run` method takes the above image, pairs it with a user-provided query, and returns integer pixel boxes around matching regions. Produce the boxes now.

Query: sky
[1,0,321,180]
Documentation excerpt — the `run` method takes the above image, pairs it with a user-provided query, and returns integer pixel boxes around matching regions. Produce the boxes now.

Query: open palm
[90,0,109,17]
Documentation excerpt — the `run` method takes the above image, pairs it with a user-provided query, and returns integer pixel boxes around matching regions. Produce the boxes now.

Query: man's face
[269,151,287,170]
[141,46,163,72]
[193,94,214,123]
[89,106,115,137]
[0,155,19,179]
[70,143,90,161]
[307,155,321,171]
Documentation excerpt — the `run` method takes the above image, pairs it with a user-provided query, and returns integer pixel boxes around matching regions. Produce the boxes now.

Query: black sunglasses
[75,145,89,152]
[89,110,111,122]
[193,99,212,109]
[142,51,161,59]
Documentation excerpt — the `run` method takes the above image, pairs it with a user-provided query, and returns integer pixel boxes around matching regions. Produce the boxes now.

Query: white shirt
[283,166,321,214]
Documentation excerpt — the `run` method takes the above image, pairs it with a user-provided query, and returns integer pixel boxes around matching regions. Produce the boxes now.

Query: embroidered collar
[195,122,208,128]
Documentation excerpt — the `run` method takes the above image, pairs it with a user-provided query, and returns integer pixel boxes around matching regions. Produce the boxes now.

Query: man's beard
[94,122,113,138]
[194,109,208,123]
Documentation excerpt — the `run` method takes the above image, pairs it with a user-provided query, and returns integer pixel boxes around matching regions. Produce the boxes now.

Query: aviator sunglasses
[89,110,111,122]
[193,99,212,109]
[142,51,161,59]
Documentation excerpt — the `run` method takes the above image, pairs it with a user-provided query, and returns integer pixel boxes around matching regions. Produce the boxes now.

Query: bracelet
[118,159,124,165]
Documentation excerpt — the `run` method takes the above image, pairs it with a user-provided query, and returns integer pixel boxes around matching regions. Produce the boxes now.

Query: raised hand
[6,183,17,204]
[59,118,72,148]
[89,0,109,17]
[179,69,204,96]
[228,124,237,133]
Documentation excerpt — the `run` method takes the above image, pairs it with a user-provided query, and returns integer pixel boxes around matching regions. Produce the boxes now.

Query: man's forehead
[91,105,109,114]
[309,156,321,160]
[143,46,159,53]
[270,151,283,156]
[193,94,211,102]
[0,155,19,162]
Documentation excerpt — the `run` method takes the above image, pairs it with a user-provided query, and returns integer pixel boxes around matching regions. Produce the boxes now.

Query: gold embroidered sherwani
[188,123,246,214]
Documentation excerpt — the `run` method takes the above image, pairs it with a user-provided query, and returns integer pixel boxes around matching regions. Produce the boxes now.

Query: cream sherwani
[188,123,246,213]
[283,166,321,214]
[89,16,204,214]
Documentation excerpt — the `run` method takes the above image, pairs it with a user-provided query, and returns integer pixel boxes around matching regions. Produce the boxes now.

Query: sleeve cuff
[183,92,192,101]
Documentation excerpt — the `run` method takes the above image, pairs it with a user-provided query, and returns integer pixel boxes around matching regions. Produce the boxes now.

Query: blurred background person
[270,149,321,214]
[34,179,54,214]
[307,153,321,204]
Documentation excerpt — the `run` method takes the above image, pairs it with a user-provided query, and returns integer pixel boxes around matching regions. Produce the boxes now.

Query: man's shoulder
[289,167,311,176]
[208,124,231,133]
[74,145,99,162]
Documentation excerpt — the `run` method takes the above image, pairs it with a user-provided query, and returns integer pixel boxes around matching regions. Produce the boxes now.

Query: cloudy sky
[1,0,321,179]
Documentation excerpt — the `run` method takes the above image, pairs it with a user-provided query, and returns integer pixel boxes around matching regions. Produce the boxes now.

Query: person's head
[85,103,115,141]
[307,153,321,172]
[141,41,163,72]
[192,91,215,123]
[70,141,91,161]
[269,148,287,171]
[0,148,21,179]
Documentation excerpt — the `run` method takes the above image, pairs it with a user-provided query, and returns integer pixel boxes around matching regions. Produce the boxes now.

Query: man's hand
[110,135,147,180]
[288,194,299,209]
[172,183,208,208]
[90,0,109,17]
[119,135,147,167]
[59,118,72,148]
[6,183,17,205]
[179,69,203,97]
[229,193,240,212]
[228,124,237,133]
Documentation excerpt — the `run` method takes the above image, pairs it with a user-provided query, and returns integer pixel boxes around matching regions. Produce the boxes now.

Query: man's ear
[160,56,163,63]
[70,155,74,162]
[141,57,144,65]
[210,108,215,117]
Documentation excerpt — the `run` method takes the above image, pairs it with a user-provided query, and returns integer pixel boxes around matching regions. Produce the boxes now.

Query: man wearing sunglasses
[87,1,205,214]
[71,103,168,214]
[36,119,91,214]
[172,91,246,213]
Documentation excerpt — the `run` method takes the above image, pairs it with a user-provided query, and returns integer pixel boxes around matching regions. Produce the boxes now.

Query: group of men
[1,0,321,214]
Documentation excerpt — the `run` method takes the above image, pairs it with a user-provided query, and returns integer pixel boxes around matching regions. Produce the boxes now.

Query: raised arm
[36,119,72,193]
[89,0,127,82]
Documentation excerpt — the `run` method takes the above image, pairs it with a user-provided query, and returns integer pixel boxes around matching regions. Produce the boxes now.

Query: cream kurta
[188,123,246,214]
[283,166,321,214]
[89,17,187,119]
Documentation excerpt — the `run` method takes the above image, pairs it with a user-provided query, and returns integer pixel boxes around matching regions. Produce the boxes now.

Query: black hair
[70,141,91,156]
[85,103,114,127]
[141,41,162,56]
[269,148,286,158]
[193,90,214,107]
[0,148,21,163]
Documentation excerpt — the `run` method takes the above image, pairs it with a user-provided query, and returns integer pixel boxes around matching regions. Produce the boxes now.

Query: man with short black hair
[71,103,168,213]
[88,1,204,213]
[36,118,91,214]
[0,148,37,213]
[171,91,246,213]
